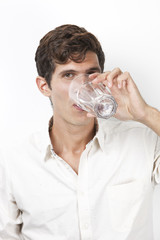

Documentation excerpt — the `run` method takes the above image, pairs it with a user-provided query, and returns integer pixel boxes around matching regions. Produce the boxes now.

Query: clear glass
[69,74,118,119]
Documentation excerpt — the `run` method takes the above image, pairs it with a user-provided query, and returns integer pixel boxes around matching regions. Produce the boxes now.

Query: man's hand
[89,68,148,121]
[89,68,160,136]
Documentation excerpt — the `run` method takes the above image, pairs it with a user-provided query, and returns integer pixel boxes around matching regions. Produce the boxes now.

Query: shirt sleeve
[152,136,160,184]
[0,150,22,240]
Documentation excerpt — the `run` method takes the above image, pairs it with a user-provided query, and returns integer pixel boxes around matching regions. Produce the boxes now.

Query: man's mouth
[73,104,84,111]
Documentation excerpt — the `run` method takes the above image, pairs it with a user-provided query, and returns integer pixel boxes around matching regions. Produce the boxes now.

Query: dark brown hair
[35,24,105,88]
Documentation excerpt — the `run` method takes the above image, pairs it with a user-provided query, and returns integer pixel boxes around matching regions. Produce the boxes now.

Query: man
[0,24,160,240]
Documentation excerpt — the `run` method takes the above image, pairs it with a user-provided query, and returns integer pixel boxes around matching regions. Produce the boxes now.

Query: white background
[0,0,160,239]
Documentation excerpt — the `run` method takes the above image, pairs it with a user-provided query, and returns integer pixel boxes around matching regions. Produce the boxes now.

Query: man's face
[49,51,101,126]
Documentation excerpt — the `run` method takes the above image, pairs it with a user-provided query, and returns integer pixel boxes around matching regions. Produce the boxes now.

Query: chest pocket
[107,179,153,232]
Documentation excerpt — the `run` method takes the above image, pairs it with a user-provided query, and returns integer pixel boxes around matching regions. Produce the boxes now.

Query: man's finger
[107,68,122,88]
[87,113,95,118]
[92,71,111,84]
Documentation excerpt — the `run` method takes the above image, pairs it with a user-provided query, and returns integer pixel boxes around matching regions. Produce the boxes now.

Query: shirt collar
[93,118,106,151]
[41,116,106,161]
[38,117,53,161]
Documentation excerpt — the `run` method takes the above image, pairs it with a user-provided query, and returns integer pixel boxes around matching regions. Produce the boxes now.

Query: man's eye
[64,73,74,78]
[87,71,98,75]
[88,71,94,74]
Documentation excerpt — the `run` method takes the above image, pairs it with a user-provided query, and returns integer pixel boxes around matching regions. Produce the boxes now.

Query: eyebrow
[86,67,101,73]
[58,67,101,76]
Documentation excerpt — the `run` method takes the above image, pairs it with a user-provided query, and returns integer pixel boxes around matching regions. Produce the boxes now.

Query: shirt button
[84,223,89,229]
[80,191,85,196]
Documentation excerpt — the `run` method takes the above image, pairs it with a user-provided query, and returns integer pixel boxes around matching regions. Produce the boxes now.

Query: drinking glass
[69,74,118,119]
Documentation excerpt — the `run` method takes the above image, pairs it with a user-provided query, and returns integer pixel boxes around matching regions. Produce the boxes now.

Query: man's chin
[64,110,91,126]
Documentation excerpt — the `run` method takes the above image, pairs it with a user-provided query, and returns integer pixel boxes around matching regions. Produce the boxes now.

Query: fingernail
[108,82,112,88]
[118,84,121,89]
[92,78,97,83]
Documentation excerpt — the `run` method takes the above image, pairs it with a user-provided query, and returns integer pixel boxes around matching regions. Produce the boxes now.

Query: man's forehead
[55,52,101,74]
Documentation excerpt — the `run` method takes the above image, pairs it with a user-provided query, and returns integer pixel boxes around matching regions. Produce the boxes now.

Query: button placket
[77,146,93,240]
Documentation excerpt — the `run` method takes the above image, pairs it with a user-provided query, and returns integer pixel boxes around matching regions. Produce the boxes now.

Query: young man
[0,24,160,240]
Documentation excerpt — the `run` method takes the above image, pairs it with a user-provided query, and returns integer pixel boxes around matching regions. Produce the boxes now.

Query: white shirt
[0,117,160,240]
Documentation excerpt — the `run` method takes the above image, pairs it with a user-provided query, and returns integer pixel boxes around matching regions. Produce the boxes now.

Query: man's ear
[36,76,51,97]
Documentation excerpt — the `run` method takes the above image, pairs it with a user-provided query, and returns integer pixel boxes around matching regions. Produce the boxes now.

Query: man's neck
[49,117,96,155]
